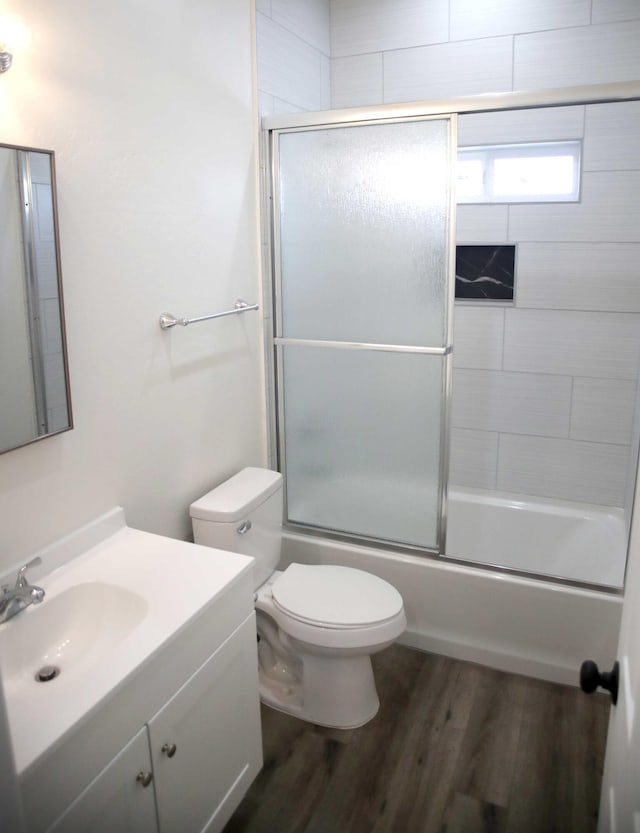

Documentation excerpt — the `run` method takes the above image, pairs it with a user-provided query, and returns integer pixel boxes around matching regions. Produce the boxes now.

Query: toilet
[190,467,407,729]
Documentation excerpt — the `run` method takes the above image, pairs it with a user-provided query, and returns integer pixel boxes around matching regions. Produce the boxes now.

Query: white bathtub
[446,486,627,588]
[280,487,624,686]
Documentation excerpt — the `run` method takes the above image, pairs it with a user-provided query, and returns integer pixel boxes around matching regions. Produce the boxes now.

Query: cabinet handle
[162,742,177,758]
[136,771,153,788]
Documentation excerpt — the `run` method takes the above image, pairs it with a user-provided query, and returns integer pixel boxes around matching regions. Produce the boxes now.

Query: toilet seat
[256,564,407,651]
[272,563,404,628]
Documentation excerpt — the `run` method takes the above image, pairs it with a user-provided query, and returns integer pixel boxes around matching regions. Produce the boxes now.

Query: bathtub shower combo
[263,85,640,684]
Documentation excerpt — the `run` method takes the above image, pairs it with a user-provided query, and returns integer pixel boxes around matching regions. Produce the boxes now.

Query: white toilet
[190,467,407,729]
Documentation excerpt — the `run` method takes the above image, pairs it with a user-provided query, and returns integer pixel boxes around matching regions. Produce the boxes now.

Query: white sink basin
[0,581,147,686]
[0,507,254,777]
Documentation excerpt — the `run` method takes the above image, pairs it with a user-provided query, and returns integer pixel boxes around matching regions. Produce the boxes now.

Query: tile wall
[329,1,640,509]
[256,1,640,509]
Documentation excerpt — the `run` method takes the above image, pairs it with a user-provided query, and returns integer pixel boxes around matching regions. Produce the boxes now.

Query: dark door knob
[580,660,619,705]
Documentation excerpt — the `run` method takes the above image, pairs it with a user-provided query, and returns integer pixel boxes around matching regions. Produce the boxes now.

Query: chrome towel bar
[159,299,259,330]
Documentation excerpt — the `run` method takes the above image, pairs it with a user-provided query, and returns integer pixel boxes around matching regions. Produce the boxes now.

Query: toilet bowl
[190,467,407,729]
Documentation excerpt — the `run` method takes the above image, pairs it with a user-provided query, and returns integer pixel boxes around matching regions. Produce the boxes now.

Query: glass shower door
[272,116,455,552]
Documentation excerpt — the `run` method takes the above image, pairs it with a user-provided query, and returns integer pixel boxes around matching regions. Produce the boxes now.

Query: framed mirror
[0,143,72,454]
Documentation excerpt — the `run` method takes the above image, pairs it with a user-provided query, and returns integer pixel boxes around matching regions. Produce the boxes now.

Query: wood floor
[224,645,609,833]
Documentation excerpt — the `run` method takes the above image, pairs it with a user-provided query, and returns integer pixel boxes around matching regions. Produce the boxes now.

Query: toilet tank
[189,467,283,590]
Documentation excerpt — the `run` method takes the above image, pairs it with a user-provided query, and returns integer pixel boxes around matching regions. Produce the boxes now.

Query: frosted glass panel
[278,119,451,347]
[282,346,444,549]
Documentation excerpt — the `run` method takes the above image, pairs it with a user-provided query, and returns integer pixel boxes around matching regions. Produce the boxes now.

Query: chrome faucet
[0,557,46,624]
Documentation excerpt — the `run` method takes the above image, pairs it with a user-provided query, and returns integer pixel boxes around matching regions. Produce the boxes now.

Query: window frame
[457,139,582,204]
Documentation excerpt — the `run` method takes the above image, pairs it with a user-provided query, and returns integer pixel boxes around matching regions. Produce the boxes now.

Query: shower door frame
[264,80,640,565]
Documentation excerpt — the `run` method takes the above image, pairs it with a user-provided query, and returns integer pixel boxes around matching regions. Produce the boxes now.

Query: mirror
[0,143,72,454]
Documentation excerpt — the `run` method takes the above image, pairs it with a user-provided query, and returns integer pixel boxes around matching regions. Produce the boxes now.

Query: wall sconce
[0,48,12,73]
[0,14,28,73]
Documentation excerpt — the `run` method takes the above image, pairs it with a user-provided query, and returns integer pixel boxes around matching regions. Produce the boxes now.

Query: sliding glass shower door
[271,116,455,552]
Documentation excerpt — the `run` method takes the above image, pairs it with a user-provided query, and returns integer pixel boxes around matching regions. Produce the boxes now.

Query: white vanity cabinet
[149,613,261,833]
[47,727,157,833]
[45,613,261,833]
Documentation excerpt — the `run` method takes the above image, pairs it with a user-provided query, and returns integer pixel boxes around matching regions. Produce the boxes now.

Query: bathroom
[0,0,639,830]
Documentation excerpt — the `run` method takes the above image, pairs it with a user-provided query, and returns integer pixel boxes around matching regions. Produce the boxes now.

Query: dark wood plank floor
[224,645,609,833]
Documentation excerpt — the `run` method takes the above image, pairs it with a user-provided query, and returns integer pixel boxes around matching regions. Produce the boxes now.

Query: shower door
[271,116,455,552]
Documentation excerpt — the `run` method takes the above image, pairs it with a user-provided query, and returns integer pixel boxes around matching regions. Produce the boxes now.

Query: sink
[0,582,147,688]
[0,507,254,778]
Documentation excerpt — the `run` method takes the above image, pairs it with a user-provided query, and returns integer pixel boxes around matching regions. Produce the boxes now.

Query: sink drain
[35,665,60,683]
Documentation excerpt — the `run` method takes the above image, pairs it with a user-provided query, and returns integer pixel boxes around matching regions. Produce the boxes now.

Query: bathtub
[446,486,627,587]
[280,487,624,686]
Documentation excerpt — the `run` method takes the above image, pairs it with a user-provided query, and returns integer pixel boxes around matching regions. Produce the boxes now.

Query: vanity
[0,508,262,833]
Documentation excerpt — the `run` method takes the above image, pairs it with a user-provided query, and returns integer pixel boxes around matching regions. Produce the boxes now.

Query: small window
[457,141,581,204]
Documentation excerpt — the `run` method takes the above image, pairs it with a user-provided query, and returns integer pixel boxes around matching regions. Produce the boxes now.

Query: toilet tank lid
[189,467,282,522]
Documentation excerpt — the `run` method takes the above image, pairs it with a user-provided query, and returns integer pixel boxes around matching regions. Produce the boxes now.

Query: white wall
[330,0,640,511]
[0,0,266,576]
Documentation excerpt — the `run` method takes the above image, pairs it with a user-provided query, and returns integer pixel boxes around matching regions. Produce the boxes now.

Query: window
[457,140,581,203]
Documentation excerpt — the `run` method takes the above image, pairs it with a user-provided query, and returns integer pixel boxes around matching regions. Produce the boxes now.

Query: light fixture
[0,14,28,74]
[0,49,12,73]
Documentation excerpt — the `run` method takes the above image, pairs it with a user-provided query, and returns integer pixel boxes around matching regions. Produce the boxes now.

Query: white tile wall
[452,306,504,370]
[331,54,383,108]
[504,310,640,380]
[508,171,640,243]
[498,434,629,506]
[456,204,509,243]
[516,242,640,313]
[383,37,513,103]
[450,0,590,41]
[448,428,498,489]
[331,0,449,57]
[256,0,640,512]
[570,378,637,445]
[513,21,640,89]
[452,369,572,437]
[584,101,640,171]
[272,0,331,54]
[458,106,585,147]
[256,10,330,113]
[592,0,640,24]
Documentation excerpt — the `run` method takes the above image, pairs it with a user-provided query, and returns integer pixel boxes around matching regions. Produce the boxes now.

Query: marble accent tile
[456,245,514,301]
[272,0,331,55]
[516,242,640,313]
[508,171,640,243]
[453,307,504,370]
[331,54,384,109]
[504,309,640,380]
[256,13,328,111]
[583,101,640,171]
[452,369,572,437]
[456,204,509,244]
[570,378,637,445]
[458,106,584,148]
[383,37,513,104]
[331,0,449,58]
[255,0,272,15]
[497,434,629,506]
[450,0,590,41]
[448,428,498,489]
[592,0,640,23]
[514,21,640,89]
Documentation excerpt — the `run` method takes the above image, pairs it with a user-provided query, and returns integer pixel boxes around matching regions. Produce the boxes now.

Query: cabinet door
[149,613,262,833]
[46,727,157,833]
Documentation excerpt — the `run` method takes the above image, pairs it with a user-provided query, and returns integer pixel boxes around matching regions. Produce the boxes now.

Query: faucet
[0,557,46,625]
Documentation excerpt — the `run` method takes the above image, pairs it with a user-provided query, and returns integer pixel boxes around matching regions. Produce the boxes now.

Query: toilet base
[258,652,380,729]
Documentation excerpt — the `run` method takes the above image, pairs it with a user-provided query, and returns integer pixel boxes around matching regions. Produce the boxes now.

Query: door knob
[580,660,619,705]
[162,742,177,758]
